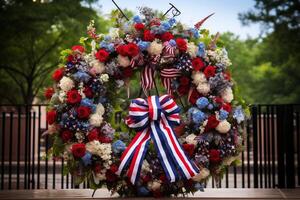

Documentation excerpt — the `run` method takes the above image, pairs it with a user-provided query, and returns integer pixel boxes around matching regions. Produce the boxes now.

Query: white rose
[187,42,198,58]
[96,103,105,115]
[90,60,105,75]
[59,76,74,91]
[196,82,210,95]
[148,40,163,55]
[100,74,109,83]
[185,134,198,146]
[221,87,233,103]
[215,120,231,134]
[117,55,130,67]
[192,168,210,181]
[89,113,103,127]
[192,72,207,86]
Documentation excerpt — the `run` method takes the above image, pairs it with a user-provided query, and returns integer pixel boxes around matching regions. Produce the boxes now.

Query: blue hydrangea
[168,18,176,26]
[100,41,108,49]
[196,97,209,109]
[137,186,150,196]
[233,106,245,124]
[81,98,96,112]
[219,109,229,120]
[104,35,111,41]
[192,110,206,124]
[137,41,150,51]
[207,103,214,110]
[190,28,200,38]
[73,70,91,83]
[133,15,142,23]
[197,42,206,57]
[112,140,126,154]
[81,152,92,166]
[106,43,115,52]
[160,21,171,31]
[169,39,176,47]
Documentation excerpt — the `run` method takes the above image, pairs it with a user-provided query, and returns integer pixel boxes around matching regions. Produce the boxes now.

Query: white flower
[147,40,163,55]
[117,55,130,67]
[142,160,151,172]
[108,28,119,39]
[100,74,109,83]
[59,76,74,91]
[221,87,233,103]
[96,103,105,115]
[86,141,112,161]
[89,113,103,127]
[90,60,105,75]
[192,168,210,181]
[187,42,198,58]
[196,83,210,95]
[58,91,66,102]
[147,181,161,191]
[200,120,208,134]
[185,134,198,146]
[215,120,231,134]
[192,72,207,86]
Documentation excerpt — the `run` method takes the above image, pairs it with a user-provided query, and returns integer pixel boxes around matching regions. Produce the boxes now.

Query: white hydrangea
[192,168,210,181]
[86,141,112,161]
[148,40,163,55]
[196,83,210,95]
[99,74,109,83]
[192,71,207,86]
[187,42,198,58]
[89,113,103,127]
[59,76,74,91]
[221,87,234,103]
[215,120,231,134]
[117,55,130,67]
[185,134,198,146]
[90,59,105,75]
[96,103,105,115]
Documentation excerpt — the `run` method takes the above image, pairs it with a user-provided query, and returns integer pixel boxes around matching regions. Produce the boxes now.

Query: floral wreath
[45,7,248,197]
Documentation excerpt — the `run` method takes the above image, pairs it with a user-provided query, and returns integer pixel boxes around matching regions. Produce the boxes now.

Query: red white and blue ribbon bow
[116,95,199,184]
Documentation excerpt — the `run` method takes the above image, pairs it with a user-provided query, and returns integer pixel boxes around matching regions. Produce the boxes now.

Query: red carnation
[204,65,216,78]
[109,164,118,173]
[52,68,64,82]
[95,49,109,62]
[176,38,187,52]
[177,85,189,96]
[161,32,174,41]
[205,115,219,132]
[134,23,145,31]
[122,67,133,78]
[71,143,86,158]
[77,106,91,119]
[182,143,195,157]
[209,149,221,164]
[116,45,128,56]
[222,103,232,112]
[83,87,93,98]
[192,57,205,71]
[143,30,155,42]
[126,43,139,57]
[87,128,99,141]
[61,130,73,142]
[72,45,85,53]
[188,89,201,105]
[46,110,56,125]
[66,90,82,104]
[179,76,190,86]
[93,164,102,174]
[44,87,54,100]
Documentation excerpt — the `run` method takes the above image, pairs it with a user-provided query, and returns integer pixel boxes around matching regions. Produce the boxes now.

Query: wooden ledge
[0,188,300,199]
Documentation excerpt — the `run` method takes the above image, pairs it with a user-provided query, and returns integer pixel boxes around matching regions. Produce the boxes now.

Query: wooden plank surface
[0,188,299,199]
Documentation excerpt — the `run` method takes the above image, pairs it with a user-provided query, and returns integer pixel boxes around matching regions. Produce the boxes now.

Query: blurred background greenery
[0,0,299,105]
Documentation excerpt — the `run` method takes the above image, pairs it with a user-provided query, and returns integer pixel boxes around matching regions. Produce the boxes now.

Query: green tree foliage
[0,0,109,104]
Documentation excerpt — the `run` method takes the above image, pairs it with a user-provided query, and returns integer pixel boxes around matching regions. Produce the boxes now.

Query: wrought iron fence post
[251,105,259,188]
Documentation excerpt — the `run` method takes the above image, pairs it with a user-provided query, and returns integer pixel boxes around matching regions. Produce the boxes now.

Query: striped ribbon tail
[141,65,155,94]
[161,68,182,94]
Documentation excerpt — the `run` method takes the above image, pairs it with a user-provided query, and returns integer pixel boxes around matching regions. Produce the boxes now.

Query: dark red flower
[176,38,187,52]
[188,89,201,105]
[116,45,128,56]
[182,143,195,157]
[192,57,205,71]
[61,130,73,142]
[203,65,216,78]
[44,87,54,99]
[95,49,109,62]
[109,164,118,173]
[222,103,232,112]
[134,23,145,31]
[205,115,219,132]
[67,55,76,63]
[209,149,221,164]
[179,76,190,86]
[71,143,86,158]
[161,32,174,42]
[52,68,64,82]
[141,174,152,183]
[143,30,155,42]
[71,45,85,53]
[98,136,112,143]
[149,18,161,26]
[177,85,189,96]
[126,43,139,57]
[46,110,56,125]
[77,106,91,119]
[214,96,224,104]
[66,90,82,104]
[106,170,118,182]
[87,128,99,141]
[122,67,133,78]
[93,164,102,173]
[83,87,93,98]
[159,174,167,183]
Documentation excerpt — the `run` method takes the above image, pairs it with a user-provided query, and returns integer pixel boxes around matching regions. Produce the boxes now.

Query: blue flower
[168,18,176,26]
[190,28,200,38]
[81,98,96,112]
[104,35,111,41]
[73,70,91,83]
[197,42,206,57]
[112,140,126,154]
[137,41,150,51]
[137,186,150,196]
[207,103,214,110]
[133,15,142,23]
[169,39,176,47]
[219,109,229,120]
[107,43,115,52]
[100,41,108,49]
[192,109,206,124]
[81,152,92,166]
[196,97,209,109]
[233,106,245,124]
[161,21,171,31]
[194,182,204,192]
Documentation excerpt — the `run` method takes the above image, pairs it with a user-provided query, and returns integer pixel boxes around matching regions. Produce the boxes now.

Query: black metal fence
[0,104,299,190]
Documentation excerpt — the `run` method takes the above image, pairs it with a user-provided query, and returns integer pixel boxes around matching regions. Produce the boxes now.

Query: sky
[96,0,261,39]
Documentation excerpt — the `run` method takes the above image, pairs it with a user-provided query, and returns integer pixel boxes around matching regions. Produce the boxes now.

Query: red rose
[224,71,231,80]
[122,67,133,78]
[61,130,73,142]
[161,32,174,41]
[176,38,187,52]
[188,89,201,105]
[205,115,219,132]
[72,45,85,53]
[83,87,93,98]
[204,65,216,78]
[44,87,54,99]
[116,45,128,56]
[109,164,118,173]
[93,164,102,173]
[209,149,221,164]
[192,57,205,71]
[143,30,155,42]
[177,85,189,96]
[134,23,145,31]
[71,143,86,158]
[179,76,190,86]
[66,90,82,104]
[52,68,64,82]
[106,170,118,182]
[222,103,232,112]
[77,106,91,119]
[87,128,99,141]
[46,110,56,125]
[67,54,76,63]
[126,43,139,57]
[182,143,195,157]
[95,49,109,62]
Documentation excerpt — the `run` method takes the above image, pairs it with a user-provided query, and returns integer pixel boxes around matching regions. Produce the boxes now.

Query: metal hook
[112,0,129,21]
[163,3,181,18]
